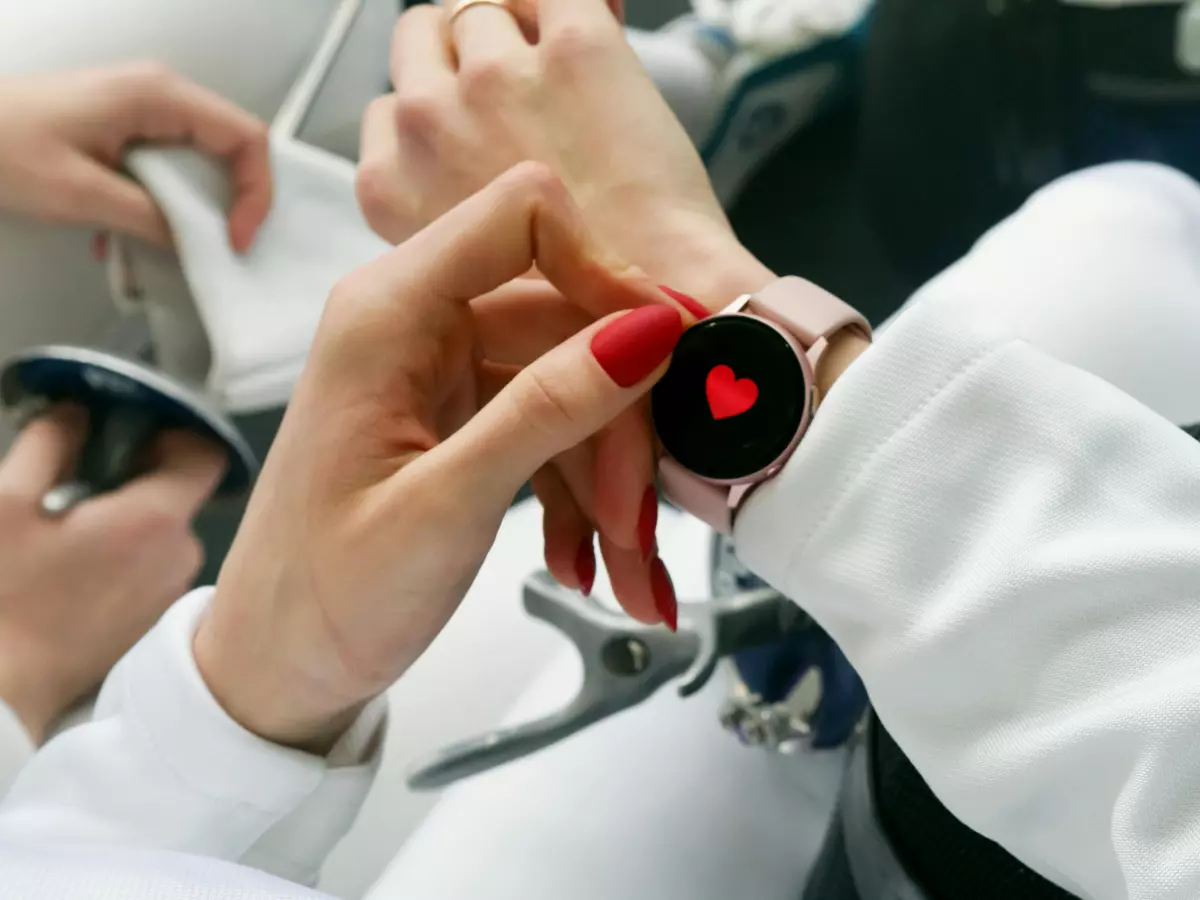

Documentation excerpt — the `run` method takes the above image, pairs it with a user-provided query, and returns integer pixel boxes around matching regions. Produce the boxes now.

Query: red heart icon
[706,365,759,420]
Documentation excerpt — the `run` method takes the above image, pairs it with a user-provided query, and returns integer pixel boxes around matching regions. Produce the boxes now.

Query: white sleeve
[0,588,387,888]
[0,699,33,800]
[734,288,1200,900]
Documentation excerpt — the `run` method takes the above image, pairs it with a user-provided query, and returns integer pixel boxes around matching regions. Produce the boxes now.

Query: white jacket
[2,162,1200,900]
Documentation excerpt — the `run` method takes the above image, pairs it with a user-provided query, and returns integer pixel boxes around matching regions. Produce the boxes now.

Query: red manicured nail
[91,232,108,262]
[590,305,683,388]
[659,285,710,320]
[575,535,596,596]
[650,558,677,632]
[638,486,658,561]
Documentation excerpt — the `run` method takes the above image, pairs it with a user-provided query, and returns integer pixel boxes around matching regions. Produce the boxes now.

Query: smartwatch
[651,276,870,534]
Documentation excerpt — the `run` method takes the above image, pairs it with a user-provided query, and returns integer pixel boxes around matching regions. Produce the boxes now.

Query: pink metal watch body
[658,276,870,535]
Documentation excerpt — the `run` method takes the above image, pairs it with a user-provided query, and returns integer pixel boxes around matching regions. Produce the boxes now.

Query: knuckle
[543,24,610,75]
[354,159,398,227]
[327,271,368,314]
[498,159,564,204]
[113,59,176,95]
[393,91,446,142]
[458,58,518,106]
[243,117,270,151]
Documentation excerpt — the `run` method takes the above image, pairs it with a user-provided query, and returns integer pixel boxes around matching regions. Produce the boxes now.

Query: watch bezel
[654,310,815,487]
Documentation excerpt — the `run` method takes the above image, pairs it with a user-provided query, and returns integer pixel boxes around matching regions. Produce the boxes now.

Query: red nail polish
[590,305,683,388]
[638,486,658,561]
[575,535,596,596]
[659,285,710,321]
[91,232,108,262]
[650,558,677,632]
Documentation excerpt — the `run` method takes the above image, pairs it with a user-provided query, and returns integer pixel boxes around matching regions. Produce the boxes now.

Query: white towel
[123,139,390,414]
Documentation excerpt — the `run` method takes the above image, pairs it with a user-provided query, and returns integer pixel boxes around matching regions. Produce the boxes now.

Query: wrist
[193,595,367,757]
[635,212,776,309]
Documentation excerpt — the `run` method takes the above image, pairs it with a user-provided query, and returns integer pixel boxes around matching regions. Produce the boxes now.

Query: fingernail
[590,305,683,388]
[650,558,677,632]
[659,285,710,320]
[638,486,658,561]
[575,535,596,596]
[91,232,108,262]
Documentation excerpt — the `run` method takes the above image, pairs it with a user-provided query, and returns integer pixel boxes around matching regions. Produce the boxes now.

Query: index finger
[335,162,668,357]
[114,65,273,253]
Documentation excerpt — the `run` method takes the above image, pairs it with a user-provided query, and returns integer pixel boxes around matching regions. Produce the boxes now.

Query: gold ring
[448,0,514,25]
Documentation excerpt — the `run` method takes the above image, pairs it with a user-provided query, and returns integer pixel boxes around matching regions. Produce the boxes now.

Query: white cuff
[0,589,385,886]
[0,699,34,800]
[735,290,1015,592]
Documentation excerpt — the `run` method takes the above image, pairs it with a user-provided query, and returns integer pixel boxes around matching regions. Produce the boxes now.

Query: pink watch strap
[659,456,733,535]
[657,277,870,534]
[749,276,869,347]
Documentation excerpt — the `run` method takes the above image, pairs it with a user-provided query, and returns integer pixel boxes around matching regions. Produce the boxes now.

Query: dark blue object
[1,347,257,498]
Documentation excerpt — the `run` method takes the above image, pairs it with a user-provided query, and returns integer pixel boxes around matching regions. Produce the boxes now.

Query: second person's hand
[0,408,226,744]
[0,62,272,252]
[356,0,772,307]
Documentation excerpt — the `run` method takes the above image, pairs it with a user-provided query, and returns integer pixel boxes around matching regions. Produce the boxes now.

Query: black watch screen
[652,315,810,481]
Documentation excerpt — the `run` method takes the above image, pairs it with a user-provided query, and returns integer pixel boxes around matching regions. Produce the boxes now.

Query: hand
[195,164,686,752]
[0,407,226,743]
[0,62,272,252]
[356,0,773,307]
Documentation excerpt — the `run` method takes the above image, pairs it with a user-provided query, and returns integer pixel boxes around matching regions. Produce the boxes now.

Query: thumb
[436,304,683,507]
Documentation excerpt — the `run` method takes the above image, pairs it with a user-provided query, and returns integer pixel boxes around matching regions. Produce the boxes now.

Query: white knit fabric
[0,590,386,889]
[0,843,329,900]
[0,701,32,801]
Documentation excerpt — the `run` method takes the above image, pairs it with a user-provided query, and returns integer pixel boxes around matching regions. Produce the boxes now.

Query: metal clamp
[407,571,803,791]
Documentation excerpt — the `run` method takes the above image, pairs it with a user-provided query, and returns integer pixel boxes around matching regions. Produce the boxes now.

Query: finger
[592,404,658,556]
[357,95,413,244]
[599,534,660,625]
[391,4,456,89]
[530,466,594,594]
[472,279,591,365]
[330,163,664,362]
[65,158,173,248]
[450,2,532,67]
[98,430,228,522]
[109,64,272,252]
[0,404,88,496]
[433,302,682,509]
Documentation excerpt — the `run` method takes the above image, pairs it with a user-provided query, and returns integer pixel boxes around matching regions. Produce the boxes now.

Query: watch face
[652,315,810,481]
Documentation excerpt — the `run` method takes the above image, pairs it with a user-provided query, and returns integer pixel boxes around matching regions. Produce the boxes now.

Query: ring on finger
[448,0,516,26]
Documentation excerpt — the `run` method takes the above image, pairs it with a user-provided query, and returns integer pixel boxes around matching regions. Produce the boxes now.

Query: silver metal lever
[406,572,799,791]
[272,0,367,141]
